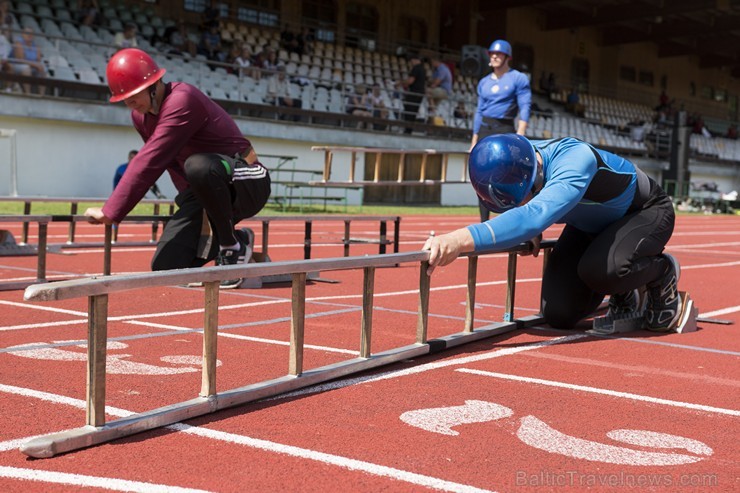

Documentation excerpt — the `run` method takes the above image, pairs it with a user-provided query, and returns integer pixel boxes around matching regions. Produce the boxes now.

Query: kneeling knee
[184,154,213,182]
[541,303,581,330]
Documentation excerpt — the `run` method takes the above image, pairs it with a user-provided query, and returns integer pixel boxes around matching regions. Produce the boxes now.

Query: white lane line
[0,319,87,332]
[169,423,495,493]
[682,260,740,269]
[0,466,213,493]
[0,299,87,317]
[124,320,359,355]
[700,305,740,318]
[520,351,740,388]
[269,334,587,400]
[307,277,542,301]
[456,369,740,417]
[0,384,495,493]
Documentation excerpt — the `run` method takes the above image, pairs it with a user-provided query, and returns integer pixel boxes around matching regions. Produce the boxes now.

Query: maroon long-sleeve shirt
[102,82,252,222]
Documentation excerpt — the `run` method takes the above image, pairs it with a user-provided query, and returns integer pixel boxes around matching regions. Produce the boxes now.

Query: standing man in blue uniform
[470,39,531,222]
[423,134,682,333]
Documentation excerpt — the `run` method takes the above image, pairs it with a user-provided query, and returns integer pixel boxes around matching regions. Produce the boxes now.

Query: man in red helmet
[85,48,271,288]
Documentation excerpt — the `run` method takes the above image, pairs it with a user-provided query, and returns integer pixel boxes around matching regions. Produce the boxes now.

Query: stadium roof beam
[601,16,740,46]
[541,0,716,32]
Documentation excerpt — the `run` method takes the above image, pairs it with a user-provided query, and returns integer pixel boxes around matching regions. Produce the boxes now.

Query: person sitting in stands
[114,23,138,49]
[267,65,301,120]
[11,27,47,95]
[76,0,101,27]
[346,84,372,116]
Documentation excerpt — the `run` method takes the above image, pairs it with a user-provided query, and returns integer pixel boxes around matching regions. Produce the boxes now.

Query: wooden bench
[262,154,363,212]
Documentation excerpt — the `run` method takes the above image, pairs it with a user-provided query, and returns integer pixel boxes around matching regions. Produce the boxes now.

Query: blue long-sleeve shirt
[467,138,642,251]
[473,69,531,134]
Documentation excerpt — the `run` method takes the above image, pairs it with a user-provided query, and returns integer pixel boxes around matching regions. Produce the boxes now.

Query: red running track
[0,214,738,492]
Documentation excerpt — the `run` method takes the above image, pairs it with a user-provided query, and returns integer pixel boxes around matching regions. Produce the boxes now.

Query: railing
[19,239,555,458]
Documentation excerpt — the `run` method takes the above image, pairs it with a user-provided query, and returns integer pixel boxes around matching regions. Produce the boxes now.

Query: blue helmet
[488,39,512,57]
[469,134,537,213]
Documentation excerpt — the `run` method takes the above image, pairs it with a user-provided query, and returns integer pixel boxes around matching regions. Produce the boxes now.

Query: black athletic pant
[151,153,271,271]
[540,187,675,330]
[476,122,516,222]
[402,93,423,134]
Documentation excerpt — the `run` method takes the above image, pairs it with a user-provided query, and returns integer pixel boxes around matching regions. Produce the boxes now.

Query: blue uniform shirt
[467,138,640,251]
[473,69,531,134]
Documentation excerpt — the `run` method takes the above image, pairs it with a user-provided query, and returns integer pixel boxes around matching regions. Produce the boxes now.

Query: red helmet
[106,48,166,103]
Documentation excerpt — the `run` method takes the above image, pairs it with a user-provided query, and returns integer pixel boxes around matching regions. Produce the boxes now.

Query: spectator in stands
[200,0,220,30]
[565,87,585,117]
[198,23,224,64]
[297,27,314,56]
[86,48,271,288]
[76,0,101,27]
[113,149,165,198]
[161,19,197,57]
[11,27,47,96]
[426,55,452,115]
[256,46,279,75]
[0,24,12,90]
[369,84,389,129]
[546,72,557,100]
[453,100,469,123]
[233,45,256,79]
[726,123,738,140]
[656,89,672,112]
[425,54,452,117]
[423,133,682,333]
[0,0,18,32]
[470,39,531,222]
[225,43,241,72]
[280,25,299,55]
[114,23,138,49]
[395,52,426,134]
[346,84,372,124]
[267,65,301,120]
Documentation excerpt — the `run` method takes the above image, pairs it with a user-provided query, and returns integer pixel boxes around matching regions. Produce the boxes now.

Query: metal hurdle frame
[0,214,400,291]
[20,240,554,458]
[0,216,171,291]
[0,196,174,246]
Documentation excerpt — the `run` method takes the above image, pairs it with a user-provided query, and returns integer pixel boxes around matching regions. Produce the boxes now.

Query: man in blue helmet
[470,39,531,222]
[423,134,681,332]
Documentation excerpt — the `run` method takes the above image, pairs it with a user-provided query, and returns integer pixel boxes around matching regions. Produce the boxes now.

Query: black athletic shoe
[645,253,681,331]
[215,228,254,289]
[606,287,645,318]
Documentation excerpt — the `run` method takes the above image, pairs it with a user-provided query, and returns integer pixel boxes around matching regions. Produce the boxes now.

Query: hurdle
[0,196,174,246]
[246,215,400,259]
[19,240,556,458]
[0,215,171,291]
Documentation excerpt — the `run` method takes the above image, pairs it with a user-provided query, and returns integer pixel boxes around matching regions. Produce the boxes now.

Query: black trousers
[540,188,675,329]
[402,93,423,134]
[476,122,516,221]
[151,153,271,271]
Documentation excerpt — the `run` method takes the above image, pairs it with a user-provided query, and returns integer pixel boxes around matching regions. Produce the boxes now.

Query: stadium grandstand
[0,0,738,210]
